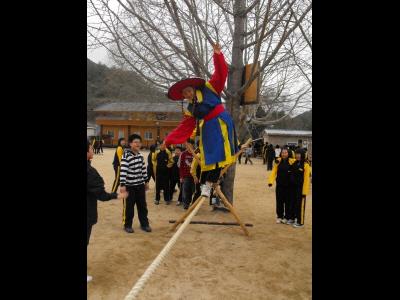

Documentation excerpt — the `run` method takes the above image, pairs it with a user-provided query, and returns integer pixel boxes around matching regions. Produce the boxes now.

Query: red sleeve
[164,116,196,146]
[208,52,228,94]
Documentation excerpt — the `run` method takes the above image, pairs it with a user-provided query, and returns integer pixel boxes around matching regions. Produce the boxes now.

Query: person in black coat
[170,146,183,205]
[147,144,156,183]
[87,141,121,282]
[267,144,275,170]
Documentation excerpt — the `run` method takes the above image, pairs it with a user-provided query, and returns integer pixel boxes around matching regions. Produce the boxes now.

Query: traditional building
[94,102,183,148]
[263,129,312,157]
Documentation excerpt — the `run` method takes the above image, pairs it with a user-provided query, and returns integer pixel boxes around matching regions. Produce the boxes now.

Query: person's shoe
[141,226,152,232]
[293,223,304,228]
[87,275,93,283]
[124,227,134,233]
[201,184,211,197]
[154,200,160,205]
[183,204,189,210]
[286,219,295,225]
[281,218,288,224]
[276,218,282,224]
[165,201,171,205]
[176,201,182,206]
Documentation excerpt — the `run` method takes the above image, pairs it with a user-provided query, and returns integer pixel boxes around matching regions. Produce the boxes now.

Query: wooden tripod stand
[170,138,253,236]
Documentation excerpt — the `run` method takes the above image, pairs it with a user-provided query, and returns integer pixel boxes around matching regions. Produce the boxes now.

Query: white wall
[87,128,96,137]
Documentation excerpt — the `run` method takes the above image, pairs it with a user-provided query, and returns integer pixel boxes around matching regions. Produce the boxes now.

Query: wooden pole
[219,137,252,178]
[170,195,205,231]
[185,142,201,166]
[171,138,253,236]
[169,220,253,227]
[214,185,249,236]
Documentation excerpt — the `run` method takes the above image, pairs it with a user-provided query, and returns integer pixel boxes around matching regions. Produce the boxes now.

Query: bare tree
[87,0,312,202]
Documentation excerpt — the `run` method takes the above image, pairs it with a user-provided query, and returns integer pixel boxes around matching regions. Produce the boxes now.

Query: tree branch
[212,0,234,15]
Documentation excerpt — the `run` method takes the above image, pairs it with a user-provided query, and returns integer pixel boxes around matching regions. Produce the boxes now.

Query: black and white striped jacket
[120,149,148,187]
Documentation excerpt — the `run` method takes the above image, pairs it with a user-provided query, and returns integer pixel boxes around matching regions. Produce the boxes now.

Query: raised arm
[207,44,228,95]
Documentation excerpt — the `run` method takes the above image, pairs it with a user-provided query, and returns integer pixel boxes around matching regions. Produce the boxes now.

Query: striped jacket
[120,149,149,187]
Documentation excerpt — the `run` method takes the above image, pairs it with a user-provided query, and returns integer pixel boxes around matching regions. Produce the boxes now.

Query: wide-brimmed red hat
[167,77,205,101]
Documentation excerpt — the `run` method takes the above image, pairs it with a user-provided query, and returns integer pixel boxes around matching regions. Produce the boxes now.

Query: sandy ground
[88,148,312,300]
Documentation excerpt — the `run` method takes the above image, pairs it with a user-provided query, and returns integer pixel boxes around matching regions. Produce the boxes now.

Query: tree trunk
[222,0,246,204]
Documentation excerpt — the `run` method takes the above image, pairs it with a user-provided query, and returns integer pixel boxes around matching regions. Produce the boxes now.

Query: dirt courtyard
[87,148,312,300]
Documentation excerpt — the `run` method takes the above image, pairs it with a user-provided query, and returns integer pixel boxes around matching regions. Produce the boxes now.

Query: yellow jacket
[190,153,202,181]
[152,148,174,177]
[268,158,311,196]
[301,163,311,196]
[116,146,124,163]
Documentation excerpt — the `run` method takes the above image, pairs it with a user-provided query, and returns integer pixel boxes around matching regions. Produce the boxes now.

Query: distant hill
[87,58,167,122]
[87,58,312,130]
[274,110,312,130]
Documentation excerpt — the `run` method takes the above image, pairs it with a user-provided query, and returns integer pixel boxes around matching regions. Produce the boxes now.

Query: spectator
[170,146,183,205]
[290,148,311,228]
[87,141,121,282]
[179,140,195,209]
[267,144,275,171]
[275,145,281,158]
[111,137,126,193]
[244,145,253,165]
[119,134,151,233]
[147,145,156,183]
[268,148,295,224]
[152,141,174,205]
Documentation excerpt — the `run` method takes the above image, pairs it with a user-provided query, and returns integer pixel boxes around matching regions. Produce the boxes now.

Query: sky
[86,1,311,116]
[87,47,112,66]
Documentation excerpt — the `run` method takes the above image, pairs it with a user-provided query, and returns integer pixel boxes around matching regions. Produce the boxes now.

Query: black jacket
[156,150,170,171]
[87,161,117,225]
[267,147,275,160]
[290,160,305,187]
[147,152,154,172]
[276,158,291,186]
[171,155,180,179]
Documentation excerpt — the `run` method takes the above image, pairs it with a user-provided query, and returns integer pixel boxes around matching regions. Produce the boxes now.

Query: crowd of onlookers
[87,134,312,282]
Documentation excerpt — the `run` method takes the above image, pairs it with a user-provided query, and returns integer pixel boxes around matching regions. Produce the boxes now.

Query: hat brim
[167,78,205,101]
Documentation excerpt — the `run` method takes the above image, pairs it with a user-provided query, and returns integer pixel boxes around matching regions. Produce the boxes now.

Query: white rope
[123,196,207,300]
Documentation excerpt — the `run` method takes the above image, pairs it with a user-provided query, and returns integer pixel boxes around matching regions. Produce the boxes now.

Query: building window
[144,132,153,140]
[118,130,124,139]
[106,130,114,138]
[155,113,167,120]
